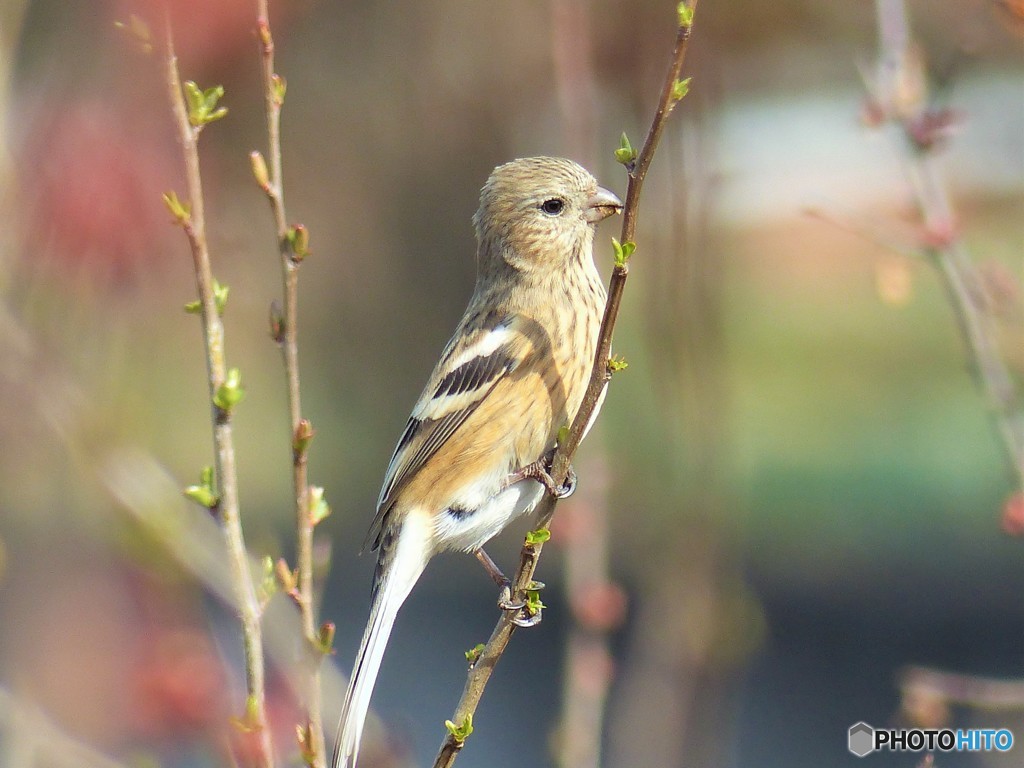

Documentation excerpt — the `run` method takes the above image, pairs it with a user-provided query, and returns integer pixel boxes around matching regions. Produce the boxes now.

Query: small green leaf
[183,484,218,508]
[611,237,636,267]
[309,485,331,525]
[183,81,203,114]
[613,132,637,166]
[677,2,694,28]
[608,355,629,373]
[183,280,228,315]
[213,367,246,411]
[445,713,474,743]
[525,527,551,545]
[671,77,691,102]
[464,643,486,666]
[524,589,545,617]
[162,190,191,224]
[184,81,228,127]
[183,465,218,509]
[557,424,570,445]
[212,280,229,315]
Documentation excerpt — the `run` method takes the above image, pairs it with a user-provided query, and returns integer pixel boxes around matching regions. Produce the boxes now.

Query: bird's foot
[503,451,577,499]
[475,550,545,626]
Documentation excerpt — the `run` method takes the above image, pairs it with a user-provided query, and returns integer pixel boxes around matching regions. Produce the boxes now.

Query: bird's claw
[555,467,577,499]
[503,457,577,499]
[511,604,542,628]
[500,580,545,627]
[497,584,524,612]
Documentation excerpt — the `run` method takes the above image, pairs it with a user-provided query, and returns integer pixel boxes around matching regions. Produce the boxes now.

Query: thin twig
[873,0,1024,491]
[255,2,326,765]
[162,16,274,767]
[432,5,699,766]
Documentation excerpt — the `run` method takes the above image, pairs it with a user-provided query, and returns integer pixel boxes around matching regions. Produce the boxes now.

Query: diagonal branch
[162,15,274,767]
[432,4,699,766]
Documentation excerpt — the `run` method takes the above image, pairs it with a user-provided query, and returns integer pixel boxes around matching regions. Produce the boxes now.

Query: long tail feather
[332,515,429,768]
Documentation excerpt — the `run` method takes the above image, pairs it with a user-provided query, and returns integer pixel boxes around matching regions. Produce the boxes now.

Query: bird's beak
[585,187,623,223]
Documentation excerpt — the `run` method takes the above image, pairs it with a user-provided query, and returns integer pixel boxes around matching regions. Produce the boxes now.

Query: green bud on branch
[183,81,228,128]
[162,191,191,224]
[250,150,271,193]
[183,466,218,510]
[557,424,571,446]
[611,237,636,267]
[309,485,331,526]
[524,589,545,619]
[444,714,474,744]
[293,418,315,456]
[287,224,311,261]
[677,2,694,28]
[184,279,228,316]
[271,74,287,106]
[213,367,246,411]
[525,527,551,545]
[671,77,691,102]
[257,20,273,49]
[613,132,638,167]
[608,355,629,374]
[316,622,336,655]
[464,643,486,667]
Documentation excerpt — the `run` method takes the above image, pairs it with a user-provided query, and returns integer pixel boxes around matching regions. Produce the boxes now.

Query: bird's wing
[364,314,529,551]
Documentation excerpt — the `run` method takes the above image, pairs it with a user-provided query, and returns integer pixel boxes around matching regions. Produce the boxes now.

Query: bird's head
[473,157,622,278]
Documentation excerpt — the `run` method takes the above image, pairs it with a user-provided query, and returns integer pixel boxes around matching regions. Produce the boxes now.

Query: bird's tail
[332,515,430,768]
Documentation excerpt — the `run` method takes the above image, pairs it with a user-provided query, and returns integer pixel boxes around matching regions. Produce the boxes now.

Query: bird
[332,156,622,768]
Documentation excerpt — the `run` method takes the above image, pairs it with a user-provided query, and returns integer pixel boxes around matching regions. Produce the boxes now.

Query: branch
[162,16,274,767]
[432,4,699,765]
[871,0,1024,493]
[254,3,327,765]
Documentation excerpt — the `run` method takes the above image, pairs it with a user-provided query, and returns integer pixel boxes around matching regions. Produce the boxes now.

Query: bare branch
[162,15,274,767]
[255,2,327,765]
[871,0,1024,492]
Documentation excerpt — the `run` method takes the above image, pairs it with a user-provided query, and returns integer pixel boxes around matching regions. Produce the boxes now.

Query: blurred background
[0,0,1022,766]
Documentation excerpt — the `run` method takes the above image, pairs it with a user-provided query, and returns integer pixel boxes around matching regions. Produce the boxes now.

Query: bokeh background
[1,0,1022,766]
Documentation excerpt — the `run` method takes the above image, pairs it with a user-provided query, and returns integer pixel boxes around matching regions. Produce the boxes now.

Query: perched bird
[332,156,622,768]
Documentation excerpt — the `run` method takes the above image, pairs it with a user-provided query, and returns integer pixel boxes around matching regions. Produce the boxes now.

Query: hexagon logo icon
[848,722,875,757]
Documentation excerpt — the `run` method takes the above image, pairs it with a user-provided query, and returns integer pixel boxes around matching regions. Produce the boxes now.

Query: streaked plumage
[333,157,621,768]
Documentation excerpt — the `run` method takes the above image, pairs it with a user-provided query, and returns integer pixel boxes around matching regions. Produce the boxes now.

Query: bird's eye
[540,198,565,215]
